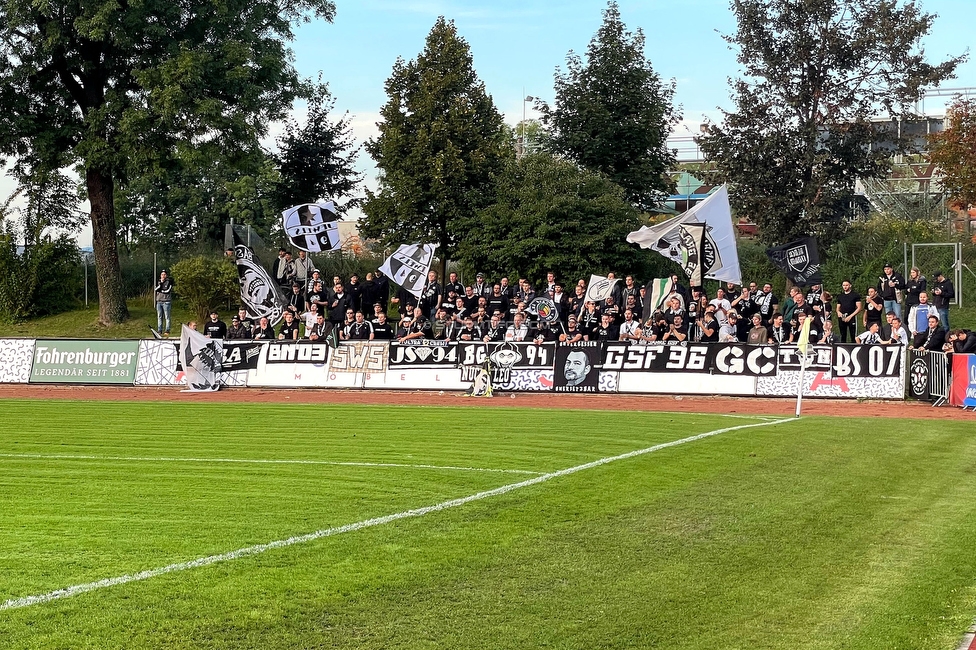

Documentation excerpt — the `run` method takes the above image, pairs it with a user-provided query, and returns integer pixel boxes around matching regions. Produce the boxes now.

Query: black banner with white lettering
[831,344,902,378]
[388,341,459,367]
[221,341,264,371]
[907,349,932,401]
[264,341,331,365]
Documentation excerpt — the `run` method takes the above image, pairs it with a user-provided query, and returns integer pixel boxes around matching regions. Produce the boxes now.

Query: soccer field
[1,400,976,649]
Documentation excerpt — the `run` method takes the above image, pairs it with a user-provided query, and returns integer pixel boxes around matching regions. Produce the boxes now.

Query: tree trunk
[86,166,129,325]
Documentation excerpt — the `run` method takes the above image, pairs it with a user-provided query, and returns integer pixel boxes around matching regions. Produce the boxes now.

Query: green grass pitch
[1,399,976,649]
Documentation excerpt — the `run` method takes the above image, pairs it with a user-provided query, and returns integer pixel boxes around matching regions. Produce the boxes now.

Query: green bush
[170,255,239,324]
[0,235,83,321]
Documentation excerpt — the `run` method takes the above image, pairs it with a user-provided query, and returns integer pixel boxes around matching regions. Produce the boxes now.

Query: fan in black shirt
[204,312,227,338]
[277,312,300,340]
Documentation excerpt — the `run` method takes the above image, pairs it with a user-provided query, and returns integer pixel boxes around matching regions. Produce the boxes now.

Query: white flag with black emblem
[626,184,741,284]
[584,274,619,303]
[180,326,222,392]
[282,202,342,252]
[379,243,436,300]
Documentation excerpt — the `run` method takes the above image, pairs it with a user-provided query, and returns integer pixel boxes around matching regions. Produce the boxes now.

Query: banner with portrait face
[553,342,601,392]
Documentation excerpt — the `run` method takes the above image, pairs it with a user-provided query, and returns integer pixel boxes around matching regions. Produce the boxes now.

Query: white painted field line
[0,453,541,476]
[0,417,792,612]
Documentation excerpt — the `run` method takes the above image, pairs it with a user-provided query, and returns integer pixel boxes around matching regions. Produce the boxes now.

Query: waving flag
[282,202,342,252]
[766,237,823,287]
[233,231,285,326]
[626,185,741,284]
[379,243,436,300]
[584,274,619,303]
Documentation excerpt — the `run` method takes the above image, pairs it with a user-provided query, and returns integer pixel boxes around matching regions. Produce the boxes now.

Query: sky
[60,0,976,246]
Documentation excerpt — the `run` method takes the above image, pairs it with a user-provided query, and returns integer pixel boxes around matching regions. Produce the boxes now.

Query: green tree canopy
[360,17,511,269]
[698,0,963,248]
[929,96,976,211]
[273,78,362,214]
[539,1,679,211]
[456,153,650,284]
[0,0,335,324]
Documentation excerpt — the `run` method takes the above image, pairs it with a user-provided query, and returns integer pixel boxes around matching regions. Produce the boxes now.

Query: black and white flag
[180,326,222,392]
[766,237,823,287]
[281,202,341,253]
[585,274,619,303]
[379,243,436,300]
[679,223,707,287]
[233,231,285,326]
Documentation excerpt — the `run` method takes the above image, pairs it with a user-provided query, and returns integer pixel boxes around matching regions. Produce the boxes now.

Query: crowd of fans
[156,254,974,356]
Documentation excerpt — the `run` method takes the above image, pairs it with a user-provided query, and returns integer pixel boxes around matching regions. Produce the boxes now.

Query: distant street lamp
[521,93,536,158]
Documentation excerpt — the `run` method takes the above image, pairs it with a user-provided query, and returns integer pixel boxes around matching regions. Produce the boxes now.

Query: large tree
[360,17,511,269]
[273,79,362,214]
[698,0,963,247]
[929,96,976,211]
[539,1,679,211]
[0,0,335,324]
[457,152,649,283]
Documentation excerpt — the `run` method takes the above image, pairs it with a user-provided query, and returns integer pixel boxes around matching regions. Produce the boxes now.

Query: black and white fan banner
[233,236,285,326]
[379,243,436,300]
[766,236,823,287]
[180,326,222,392]
[281,202,341,253]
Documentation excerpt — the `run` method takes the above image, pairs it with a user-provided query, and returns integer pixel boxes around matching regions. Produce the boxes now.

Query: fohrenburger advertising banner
[30,340,140,384]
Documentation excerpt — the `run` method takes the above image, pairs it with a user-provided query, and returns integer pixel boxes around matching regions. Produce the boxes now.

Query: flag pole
[795,353,807,418]
[794,316,812,418]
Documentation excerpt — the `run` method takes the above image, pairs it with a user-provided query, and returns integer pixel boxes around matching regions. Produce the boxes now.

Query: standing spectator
[698,307,719,342]
[885,316,909,347]
[835,281,862,343]
[204,311,227,339]
[236,307,253,332]
[709,288,731,325]
[443,272,464,301]
[730,285,756,321]
[345,312,374,340]
[306,313,329,341]
[505,313,529,341]
[818,320,838,345]
[457,316,481,341]
[300,304,320,333]
[280,252,296,287]
[662,314,687,343]
[361,273,378,312]
[907,292,939,338]
[561,315,585,343]
[790,312,820,344]
[755,283,779,325]
[486,284,509,318]
[293,250,315,287]
[931,270,954,329]
[278,311,300,340]
[482,314,506,342]
[329,283,353,326]
[913,315,946,350]
[347,274,364,313]
[543,271,557,296]
[746,313,768,345]
[253,317,276,340]
[768,313,790,345]
[904,267,926,318]
[226,315,251,340]
[862,286,884,332]
[306,281,328,316]
[877,262,905,319]
[154,270,173,336]
[374,270,390,312]
[372,312,394,340]
[594,313,620,342]
[719,311,739,342]
[285,282,304,315]
[272,248,288,289]
[619,309,641,341]
[420,271,440,316]
[856,321,882,344]
[473,273,491,297]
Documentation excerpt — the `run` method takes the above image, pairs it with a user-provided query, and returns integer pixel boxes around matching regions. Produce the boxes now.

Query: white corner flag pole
[795,317,813,418]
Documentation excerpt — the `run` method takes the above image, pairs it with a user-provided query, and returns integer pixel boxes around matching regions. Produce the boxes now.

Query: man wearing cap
[204,311,227,339]
[226,314,251,340]
[877,262,905,320]
[473,273,491,297]
[931,270,954,329]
